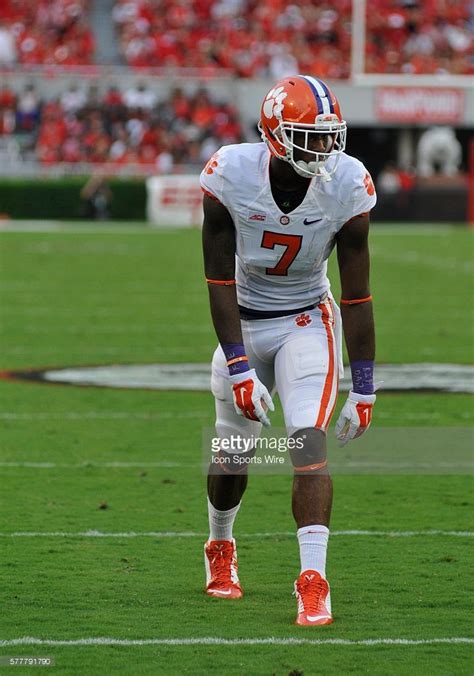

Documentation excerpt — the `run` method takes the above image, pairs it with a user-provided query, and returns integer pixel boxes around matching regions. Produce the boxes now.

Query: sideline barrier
[146,175,203,228]
[0,178,146,220]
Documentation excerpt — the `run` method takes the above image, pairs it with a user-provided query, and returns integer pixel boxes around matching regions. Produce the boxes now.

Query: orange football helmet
[259,75,347,180]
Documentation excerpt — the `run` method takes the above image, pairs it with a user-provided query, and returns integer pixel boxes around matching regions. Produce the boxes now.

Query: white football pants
[210,295,344,443]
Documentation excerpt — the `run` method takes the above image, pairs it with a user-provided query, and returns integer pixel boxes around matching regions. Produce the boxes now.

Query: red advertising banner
[376,87,465,123]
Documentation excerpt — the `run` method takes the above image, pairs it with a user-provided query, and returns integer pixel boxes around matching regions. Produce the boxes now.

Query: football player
[201,75,377,625]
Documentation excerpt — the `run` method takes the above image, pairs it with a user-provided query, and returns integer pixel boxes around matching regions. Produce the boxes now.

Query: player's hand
[230,368,274,426]
[335,391,376,447]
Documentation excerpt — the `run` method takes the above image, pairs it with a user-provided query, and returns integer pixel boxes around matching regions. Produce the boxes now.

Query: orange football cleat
[294,570,333,626]
[204,539,243,599]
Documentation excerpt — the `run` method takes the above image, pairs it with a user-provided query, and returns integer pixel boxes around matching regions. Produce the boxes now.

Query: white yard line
[0,459,472,471]
[0,460,472,471]
[0,412,472,422]
[0,636,472,647]
[0,462,187,469]
[0,222,158,234]
[0,326,211,334]
[377,411,472,421]
[371,224,462,234]
[1,346,193,354]
[0,221,462,234]
[0,530,472,538]
[370,246,472,273]
[0,411,209,420]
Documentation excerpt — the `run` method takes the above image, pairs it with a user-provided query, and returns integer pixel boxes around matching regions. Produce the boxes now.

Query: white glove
[230,368,274,427]
[335,391,376,447]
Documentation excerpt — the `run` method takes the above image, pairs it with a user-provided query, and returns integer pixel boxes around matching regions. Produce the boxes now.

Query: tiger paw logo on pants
[295,313,312,327]
[263,86,288,120]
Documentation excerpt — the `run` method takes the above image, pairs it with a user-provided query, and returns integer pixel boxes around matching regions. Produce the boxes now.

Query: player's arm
[336,212,375,363]
[202,194,243,344]
[202,194,273,425]
[334,212,376,445]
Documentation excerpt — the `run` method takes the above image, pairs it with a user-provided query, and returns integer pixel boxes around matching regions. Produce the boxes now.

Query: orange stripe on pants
[323,299,339,428]
[315,301,335,430]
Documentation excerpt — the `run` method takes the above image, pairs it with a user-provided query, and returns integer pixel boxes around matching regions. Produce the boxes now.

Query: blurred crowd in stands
[0,81,243,170]
[0,0,94,66]
[115,0,473,77]
[112,0,353,78]
[0,0,470,178]
[366,0,473,75]
[0,0,471,76]
[113,0,472,76]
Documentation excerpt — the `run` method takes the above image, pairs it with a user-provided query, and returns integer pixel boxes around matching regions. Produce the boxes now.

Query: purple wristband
[350,360,374,395]
[221,343,250,376]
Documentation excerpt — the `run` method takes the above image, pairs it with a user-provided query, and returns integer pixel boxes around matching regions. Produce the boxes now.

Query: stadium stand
[366,0,473,75]
[0,0,471,75]
[0,1,471,179]
[0,0,95,65]
[111,0,472,77]
[112,0,353,78]
[0,81,243,171]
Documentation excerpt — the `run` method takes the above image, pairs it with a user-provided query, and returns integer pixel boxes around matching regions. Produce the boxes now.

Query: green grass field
[0,223,473,674]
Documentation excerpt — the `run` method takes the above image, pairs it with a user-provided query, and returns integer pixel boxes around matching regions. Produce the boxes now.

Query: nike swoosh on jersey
[303,218,323,225]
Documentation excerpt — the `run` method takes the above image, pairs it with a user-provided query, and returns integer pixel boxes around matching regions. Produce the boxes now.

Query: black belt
[239,294,327,321]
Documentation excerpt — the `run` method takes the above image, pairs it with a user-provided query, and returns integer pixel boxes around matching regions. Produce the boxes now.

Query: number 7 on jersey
[261,231,303,276]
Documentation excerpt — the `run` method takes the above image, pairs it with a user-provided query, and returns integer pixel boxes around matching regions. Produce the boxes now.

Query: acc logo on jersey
[263,86,287,120]
[248,212,266,222]
[295,313,312,327]
[280,215,290,225]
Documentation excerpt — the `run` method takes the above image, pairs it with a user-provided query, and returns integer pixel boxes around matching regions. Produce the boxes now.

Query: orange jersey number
[261,231,303,276]
[364,172,375,196]
[204,153,219,175]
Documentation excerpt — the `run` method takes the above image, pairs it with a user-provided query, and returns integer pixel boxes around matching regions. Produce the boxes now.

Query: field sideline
[0,222,473,674]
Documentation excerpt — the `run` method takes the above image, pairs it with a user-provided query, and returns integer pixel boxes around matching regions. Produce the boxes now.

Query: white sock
[297,525,329,577]
[207,498,241,541]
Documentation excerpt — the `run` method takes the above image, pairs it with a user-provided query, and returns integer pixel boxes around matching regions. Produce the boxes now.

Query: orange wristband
[226,356,248,367]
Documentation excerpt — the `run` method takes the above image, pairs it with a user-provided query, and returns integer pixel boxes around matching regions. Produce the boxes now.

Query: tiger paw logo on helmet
[263,86,287,120]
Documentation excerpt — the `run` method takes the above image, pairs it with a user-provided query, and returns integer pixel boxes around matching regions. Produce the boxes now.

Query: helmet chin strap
[294,159,332,182]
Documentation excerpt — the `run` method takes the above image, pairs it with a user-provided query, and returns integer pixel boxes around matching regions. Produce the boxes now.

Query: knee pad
[289,427,328,474]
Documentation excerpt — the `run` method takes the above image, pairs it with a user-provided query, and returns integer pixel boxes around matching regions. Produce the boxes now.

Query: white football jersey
[200,142,376,311]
